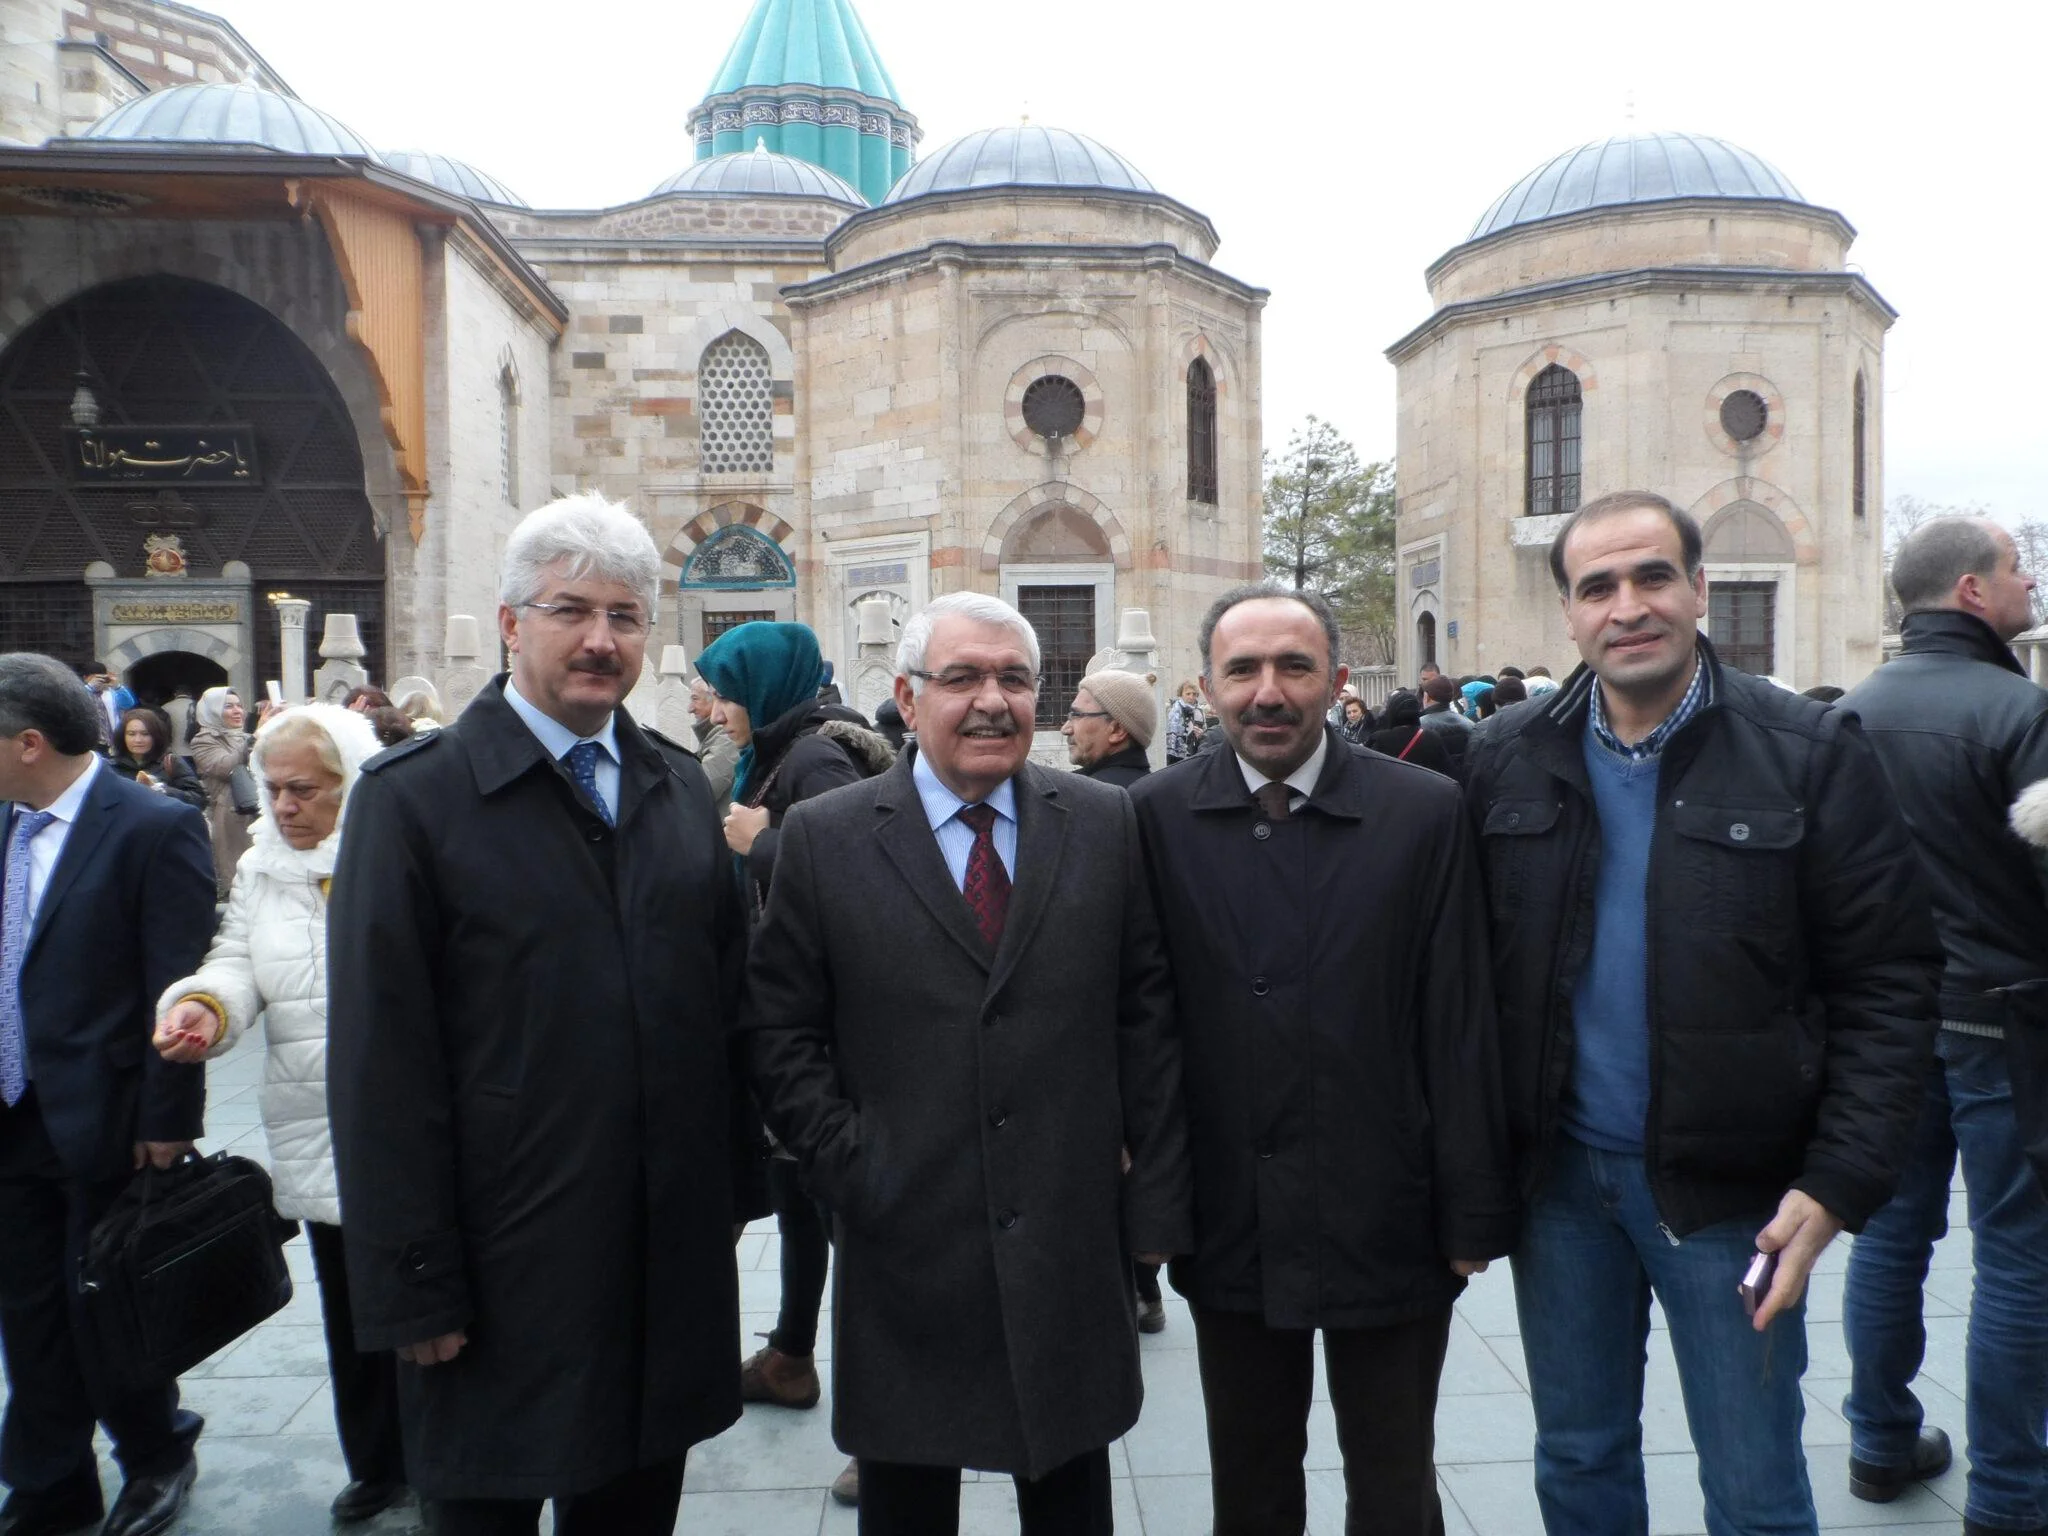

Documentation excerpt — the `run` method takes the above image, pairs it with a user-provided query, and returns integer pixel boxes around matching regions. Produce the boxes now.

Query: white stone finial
[1116,608,1157,651]
[319,612,366,661]
[445,614,482,661]
[659,644,691,678]
[856,599,895,646]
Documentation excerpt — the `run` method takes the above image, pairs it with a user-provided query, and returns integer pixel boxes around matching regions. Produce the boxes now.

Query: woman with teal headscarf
[695,620,895,1439]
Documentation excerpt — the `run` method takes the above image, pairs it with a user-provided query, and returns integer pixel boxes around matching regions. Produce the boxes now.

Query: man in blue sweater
[1464,492,1940,1536]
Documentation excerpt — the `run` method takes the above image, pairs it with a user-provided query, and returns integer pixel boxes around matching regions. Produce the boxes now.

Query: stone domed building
[0,0,1264,746]
[1388,131,1893,687]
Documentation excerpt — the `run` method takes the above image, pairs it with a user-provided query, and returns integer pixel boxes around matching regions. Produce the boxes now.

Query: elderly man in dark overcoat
[1129,584,1518,1536]
[326,494,766,1536]
[744,590,1192,1536]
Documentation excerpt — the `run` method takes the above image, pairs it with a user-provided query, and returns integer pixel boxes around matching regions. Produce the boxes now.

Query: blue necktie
[2,809,57,1107]
[563,741,613,827]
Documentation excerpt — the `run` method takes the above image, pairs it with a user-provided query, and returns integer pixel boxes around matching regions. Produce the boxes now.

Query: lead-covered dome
[77,83,379,159]
[384,150,526,207]
[654,147,865,204]
[1469,132,1804,241]
[884,126,1152,205]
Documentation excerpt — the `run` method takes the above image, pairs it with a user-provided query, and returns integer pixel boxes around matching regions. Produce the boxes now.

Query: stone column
[273,597,312,704]
[439,615,490,718]
[852,598,897,720]
[1113,608,1166,768]
[312,614,370,704]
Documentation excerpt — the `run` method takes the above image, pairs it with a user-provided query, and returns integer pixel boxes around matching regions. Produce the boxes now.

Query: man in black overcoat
[743,591,1192,1536]
[326,495,766,1536]
[1129,585,1518,1536]
[0,653,216,1536]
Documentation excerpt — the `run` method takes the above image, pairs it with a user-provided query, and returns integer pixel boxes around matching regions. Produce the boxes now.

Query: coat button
[1252,823,1271,842]
[1254,1142,1274,1160]
[996,1209,1018,1229]
[989,1108,1007,1128]
[402,1244,426,1273]
[588,827,605,842]
[1251,977,1270,996]
[1507,812,1521,828]
[985,1013,1001,1029]
[1729,823,1750,842]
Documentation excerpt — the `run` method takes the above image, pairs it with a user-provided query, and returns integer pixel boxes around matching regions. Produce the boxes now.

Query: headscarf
[194,685,238,732]
[695,621,825,801]
[242,703,383,885]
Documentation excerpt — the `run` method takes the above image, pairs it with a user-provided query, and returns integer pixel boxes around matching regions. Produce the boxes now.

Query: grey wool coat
[743,750,1194,1478]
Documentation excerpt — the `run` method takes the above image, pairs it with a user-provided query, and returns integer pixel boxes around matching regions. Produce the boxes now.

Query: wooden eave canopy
[0,148,566,543]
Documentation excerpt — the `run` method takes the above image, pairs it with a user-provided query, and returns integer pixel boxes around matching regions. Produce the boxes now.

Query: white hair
[896,592,1041,690]
[499,493,661,620]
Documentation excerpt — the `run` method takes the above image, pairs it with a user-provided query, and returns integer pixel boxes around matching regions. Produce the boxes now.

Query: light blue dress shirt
[503,680,621,822]
[912,751,1017,890]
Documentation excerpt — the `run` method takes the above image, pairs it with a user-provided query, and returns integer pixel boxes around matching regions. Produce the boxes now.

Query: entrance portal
[125,650,228,709]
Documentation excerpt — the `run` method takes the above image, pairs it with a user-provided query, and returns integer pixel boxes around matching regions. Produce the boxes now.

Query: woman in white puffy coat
[152,704,407,1526]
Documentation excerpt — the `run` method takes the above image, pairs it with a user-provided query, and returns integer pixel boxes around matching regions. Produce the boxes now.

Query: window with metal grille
[1021,376,1085,440]
[1709,582,1776,677]
[1187,358,1218,505]
[701,609,775,650]
[1526,364,1582,518]
[499,368,519,507]
[698,332,774,475]
[0,582,94,671]
[1016,584,1095,730]
[1852,372,1867,520]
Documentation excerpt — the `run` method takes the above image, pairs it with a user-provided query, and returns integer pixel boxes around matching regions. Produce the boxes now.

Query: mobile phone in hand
[1740,1250,1779,1318]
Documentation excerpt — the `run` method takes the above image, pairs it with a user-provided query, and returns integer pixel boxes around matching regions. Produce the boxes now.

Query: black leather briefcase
[78,1152,297,1397]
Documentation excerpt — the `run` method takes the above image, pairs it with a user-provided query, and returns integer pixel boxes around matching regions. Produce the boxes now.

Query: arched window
[1525,364,1582,518]
[1416,611,1437,669]
[681,524,796,588]
[1187,357,1218,505]
[1852,371,1868,520]
[498,366,519,507]
[698,331,775,474]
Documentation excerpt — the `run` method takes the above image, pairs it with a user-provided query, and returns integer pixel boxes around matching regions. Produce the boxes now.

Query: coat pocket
[1480,797,1562,912]
[1668,801,1804,932]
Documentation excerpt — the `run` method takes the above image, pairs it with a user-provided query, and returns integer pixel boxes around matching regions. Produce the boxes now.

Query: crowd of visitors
[1,488,2043,1536]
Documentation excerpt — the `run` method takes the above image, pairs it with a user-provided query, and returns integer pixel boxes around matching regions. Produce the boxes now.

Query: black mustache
[569,659,623,676]
[1236,705,1304,728]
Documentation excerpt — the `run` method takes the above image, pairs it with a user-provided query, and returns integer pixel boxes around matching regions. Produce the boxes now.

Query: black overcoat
[326,679,761,1500]
[1128,730,1519,1330]
[742,751,1193,1478]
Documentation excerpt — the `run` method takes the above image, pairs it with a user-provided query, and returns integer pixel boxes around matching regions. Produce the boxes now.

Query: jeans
[1843,1028,2048,1530]
[1513,1136,1814,1536]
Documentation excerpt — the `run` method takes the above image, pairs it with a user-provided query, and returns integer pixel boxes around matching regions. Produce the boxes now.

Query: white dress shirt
[1235,731,1330,814]
[912,751,1018,889]
[503,679,621,821]
[13,754,101,920]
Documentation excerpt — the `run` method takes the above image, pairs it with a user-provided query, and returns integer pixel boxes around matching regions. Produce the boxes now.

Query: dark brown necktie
[959,802,1010,949]
[1254,781,1293,822]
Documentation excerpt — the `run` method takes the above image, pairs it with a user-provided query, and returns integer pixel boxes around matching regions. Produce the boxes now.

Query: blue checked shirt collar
[1587,646,1712,761]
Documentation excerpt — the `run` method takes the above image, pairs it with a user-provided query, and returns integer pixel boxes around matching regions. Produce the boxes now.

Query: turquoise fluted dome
[706,0,898,99]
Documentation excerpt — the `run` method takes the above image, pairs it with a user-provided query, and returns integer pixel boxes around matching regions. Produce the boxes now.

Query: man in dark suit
[1129,585,1518,1536]
[744,591,1192,1536]
[0,653,217,1536]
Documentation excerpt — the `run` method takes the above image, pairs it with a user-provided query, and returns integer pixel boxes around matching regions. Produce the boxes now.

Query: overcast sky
[220,0,2041,523]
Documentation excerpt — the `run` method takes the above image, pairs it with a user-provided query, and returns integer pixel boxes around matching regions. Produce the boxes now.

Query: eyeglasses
[518,601,648,638]
[1065,708,1112,721]
[907,666,1039,696]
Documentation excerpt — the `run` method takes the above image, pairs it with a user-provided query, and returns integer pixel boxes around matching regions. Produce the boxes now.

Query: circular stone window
[1021,375,1087,440]
[1719,389,1768,443]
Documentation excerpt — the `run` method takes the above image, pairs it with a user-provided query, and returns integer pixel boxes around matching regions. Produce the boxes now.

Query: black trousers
[766,1159,829,1358]
[428,1455,685,1536]
[1190,1301,1452,1536]
[0,1093,198,1502]
[303,1221,405,1486]
[1133,1260,1162,1303]
[857,1446,1112,1536]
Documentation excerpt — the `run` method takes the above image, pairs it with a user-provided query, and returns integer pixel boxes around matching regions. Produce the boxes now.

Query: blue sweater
[1562,730,1660,1152]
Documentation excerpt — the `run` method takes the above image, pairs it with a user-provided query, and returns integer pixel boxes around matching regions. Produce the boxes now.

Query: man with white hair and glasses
[744,591,1192,1536]
[326,494,768,1535]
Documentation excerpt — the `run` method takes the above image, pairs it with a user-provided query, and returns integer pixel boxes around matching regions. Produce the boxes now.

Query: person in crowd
[1801,684,1845,703]
[152,704,407,1525]
[364,706,413,750]
[0,653,216,1536]
[188,685,254,899]
[1466,490,1942,1535]
[1338,696,1373,745]
[1328,683,1361,730]
[340,686,391,715]
[109,707,206,812]
[873,697,908,754]
[1461,678,1497,722]
[1062,669,1156,789]
[1836,517,2048,1531]
[1523,671,1561,702]
[1417,661,1443,694]
[1166,680,1206,764]
[688,677,740,804]
[325,494,767,1536]
[83,663,136,750]
[1129,586,1515,1536]
[1060,669,1168,1332]
[1367,688,1456,777]
[1497,666,1526,683]
[1480,676,1528,726]
[1525,666,1552,680]
[742,591,1191,1536]
[391,682,444,734]
[1417,674,1475,780]
[696,620,891,1511]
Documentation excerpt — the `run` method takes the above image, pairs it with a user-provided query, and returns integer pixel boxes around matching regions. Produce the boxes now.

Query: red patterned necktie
[958,802,1010,949]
